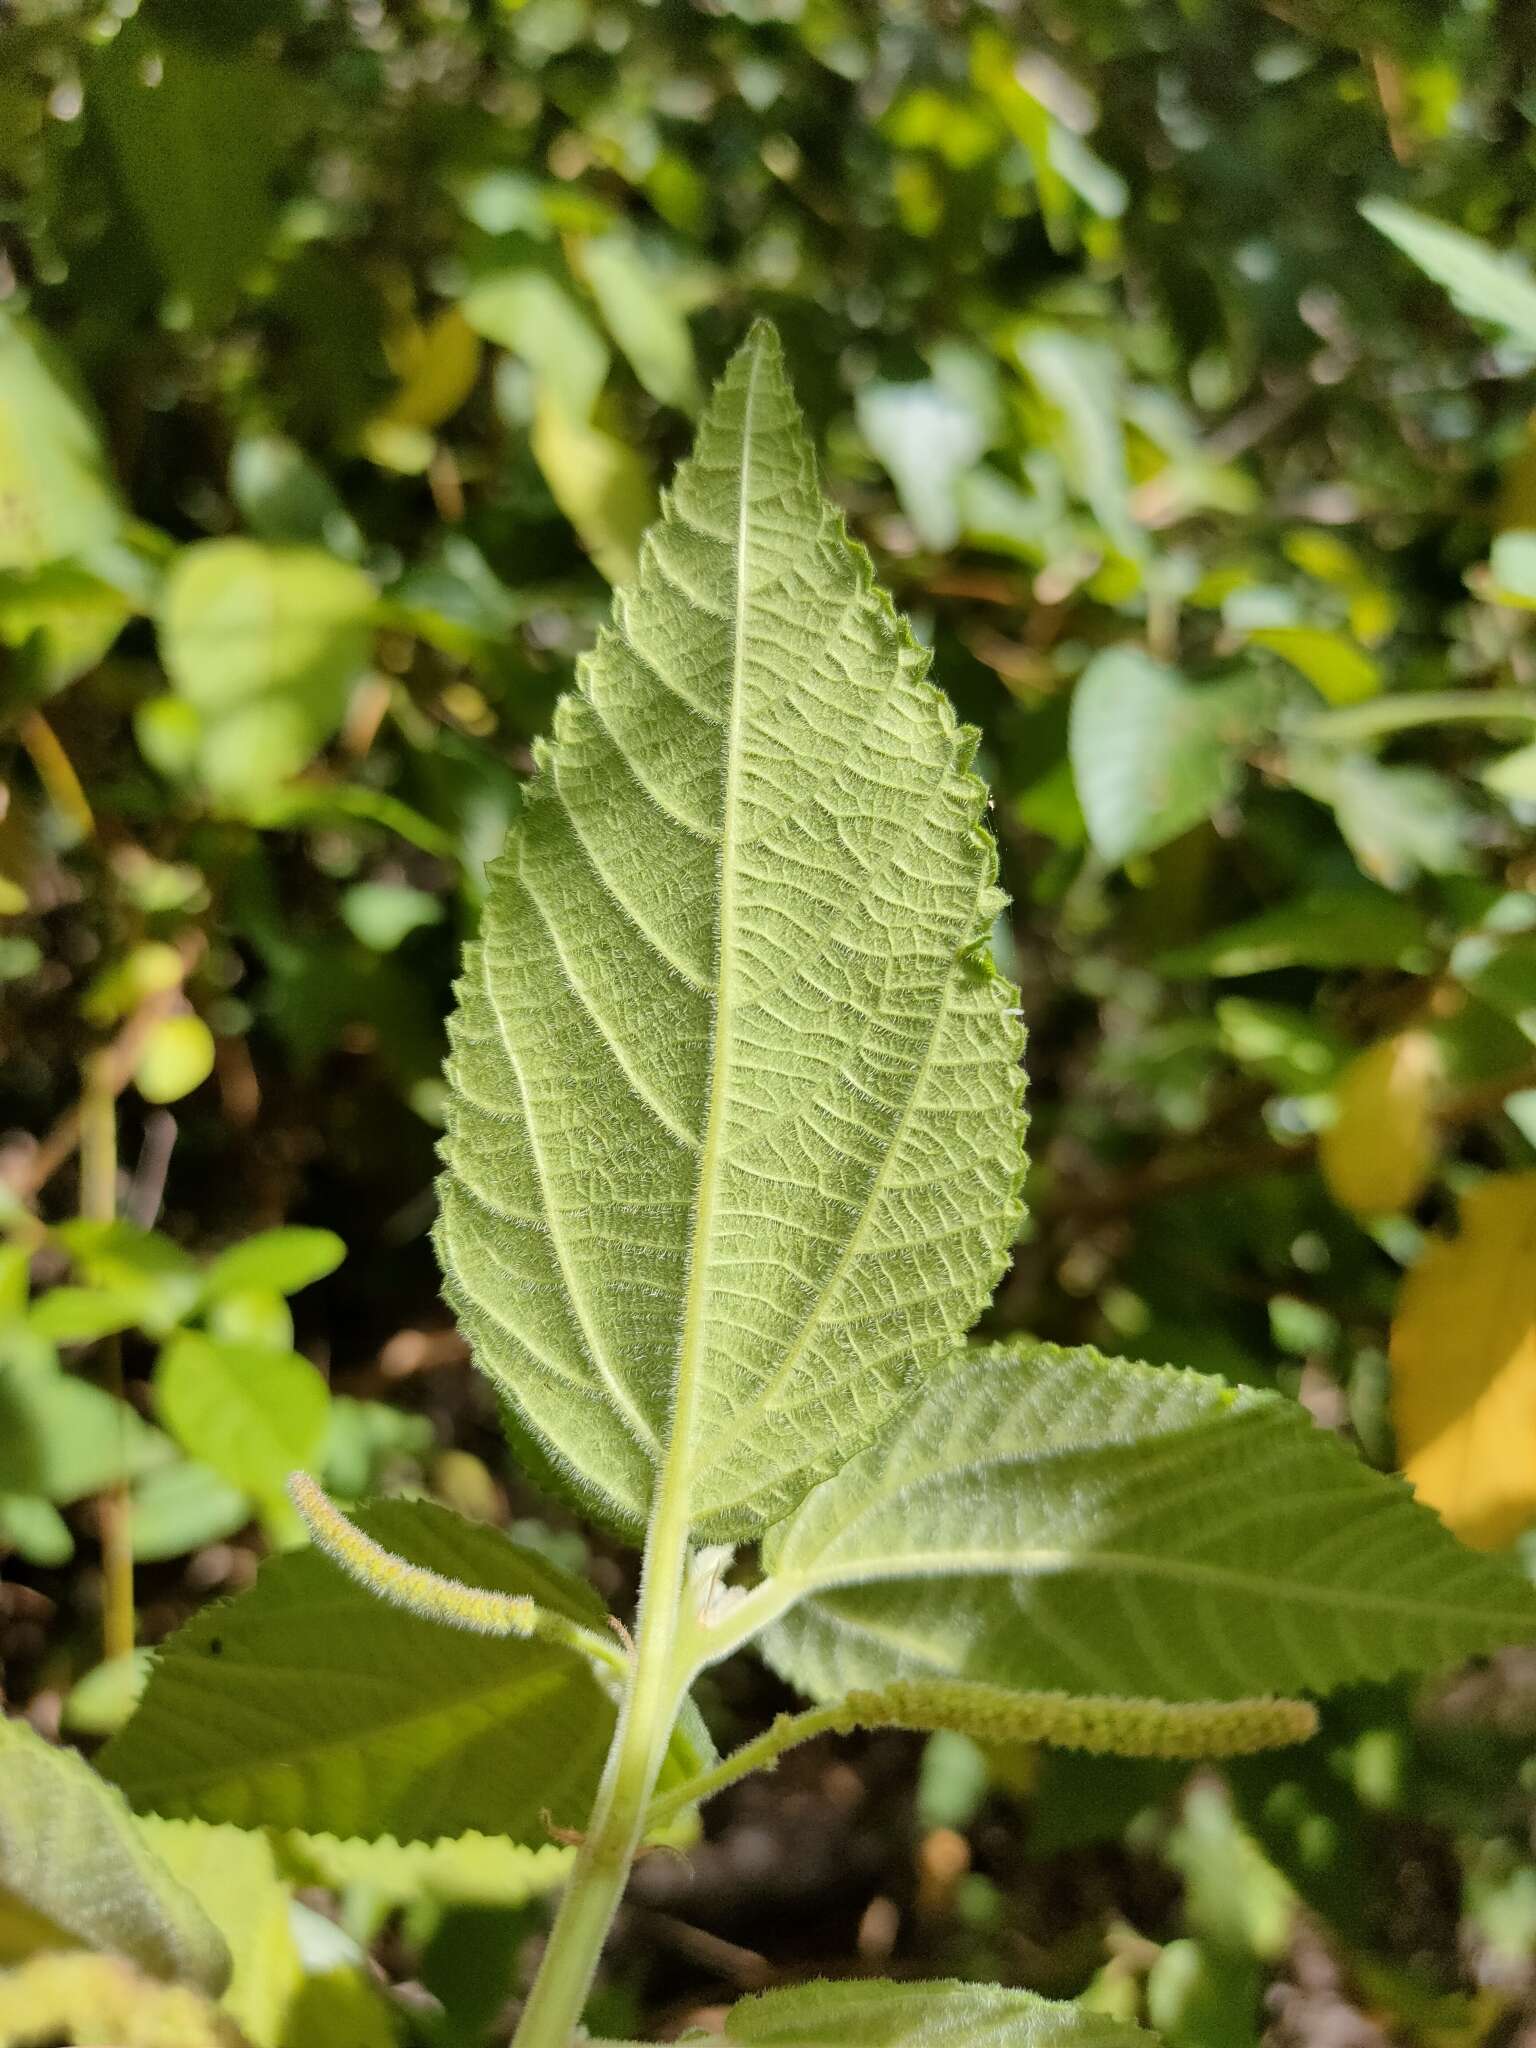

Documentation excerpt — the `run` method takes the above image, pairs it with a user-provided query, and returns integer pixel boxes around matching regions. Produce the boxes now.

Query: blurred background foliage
[5,0,1536,2040]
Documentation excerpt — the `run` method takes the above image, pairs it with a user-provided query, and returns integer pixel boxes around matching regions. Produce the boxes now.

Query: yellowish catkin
[287,1472,537,1638]
[843,1679,1318,1758]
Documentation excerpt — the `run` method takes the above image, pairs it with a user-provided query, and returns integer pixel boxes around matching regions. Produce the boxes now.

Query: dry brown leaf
[1390,1172,1536,1550]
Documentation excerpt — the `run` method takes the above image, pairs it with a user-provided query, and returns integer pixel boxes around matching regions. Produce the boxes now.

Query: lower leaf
[594,1977,1152,2048]
[759,1339,1536,1705]
[101,1499,704,1846]
[0,1718,229,1996]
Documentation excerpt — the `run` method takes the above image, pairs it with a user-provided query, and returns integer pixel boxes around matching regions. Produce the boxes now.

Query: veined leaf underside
[436,323,1027,1539]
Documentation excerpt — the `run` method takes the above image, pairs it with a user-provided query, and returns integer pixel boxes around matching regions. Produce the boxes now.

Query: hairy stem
[645,1702,851,1834]
[79,1056,134,1664]
[509,1477,693,2048]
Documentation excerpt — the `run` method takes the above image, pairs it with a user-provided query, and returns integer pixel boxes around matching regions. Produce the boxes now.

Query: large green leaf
[157,540,375,803]
[0,315,121,573]
[596,1978,1150,2048]
[0,1361,168,1505]
[436,321,1026,1542]
[101,1501,699,1845]
[153,1333,331,1529]
[1069,650,1256,865]
[0,1719,229,1994]
[758,1340,1536,1705]
[1362,198,1536,350]
[93,25,292,325]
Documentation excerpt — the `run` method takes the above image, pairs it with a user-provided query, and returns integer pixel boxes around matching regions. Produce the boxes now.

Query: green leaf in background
[598,1977,1152,2048]
[856,379,989,551]
[0,558,135,688]
[971,29,1074,251]
[0,1718,230,1994]
[0,315,121,572]
[157,540,376,804]
[461,266,611,419]
[0,1362,167,1505]
[153,1333,330,1529]
[1363,198,1536,350]
[63,1652,155,1740]
[279,1829,569,1914]
[134,1820,342,2048]
[529,395,656,586]
[1069,650,1255,864]
[759,1340,1536,1705]
[102,1501,694,1845]
[1487,530,1536,610]
[52,1220,203,1337]
[436,323,1025,1541]
[129,1462,252,1564]
[1249,626,1381,706]
[133,1013,217,1105]
[229,436,364,559]
[340,881,444,952]
[580,233,702,412]
[200,1229,346,1304]
[0,1494,74,1567]
[93,25,293,326]
[1017,329,1141,561]
[0,1953,248,2047]
[1286,748,1472,889]
[1157,886,1427,977]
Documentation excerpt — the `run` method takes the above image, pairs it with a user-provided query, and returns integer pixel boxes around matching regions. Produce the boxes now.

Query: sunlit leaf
[158,541,376,803]
[0,1718,229,1993]
[437,324,1025,1540]
[153,1333,330,1526]
[856,380,988,551]
[1250,626,1380,706]
[1319,1032,1443,1217]
[0,1954,249,2048]
[102,1500,702,1845]
[1069,649,1255,863]
[133,1014,216,1105]
[1363,198,1536,349]
[760,1339,1536,1704]
[580,233,701,412]
[1391,1174,1536,1550]
[0,315,121,572]
[461,267,610,420]
[594,1976,1151,2048]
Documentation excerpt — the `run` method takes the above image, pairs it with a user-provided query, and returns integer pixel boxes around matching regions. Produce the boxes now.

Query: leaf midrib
[781,1541,1527,1626]
[665,330,763,1513]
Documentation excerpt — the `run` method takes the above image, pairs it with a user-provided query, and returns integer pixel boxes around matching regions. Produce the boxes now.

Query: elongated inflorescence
[842,1679,1319,1758]
[288,1472,539,1637]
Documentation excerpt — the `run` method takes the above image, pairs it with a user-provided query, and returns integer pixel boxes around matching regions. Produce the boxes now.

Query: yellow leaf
[531,393,655,586]
[1391,1173,1536,1550]
[1319,1031,1442,1216]
[381,306,481,431]
[1250,626,1381,705]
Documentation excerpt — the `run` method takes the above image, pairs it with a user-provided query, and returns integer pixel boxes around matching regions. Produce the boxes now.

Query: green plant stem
[509,1475,693,2048]
[79,1054,135,1664]
[1294,688,1536,744]
[645,1702,850,1835]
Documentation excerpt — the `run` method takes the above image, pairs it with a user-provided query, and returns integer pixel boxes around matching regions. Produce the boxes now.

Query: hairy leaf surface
[437,322,1025,1539]
[595,1978,1150,2048]
[0,1718,229,1994]
[760,1341,1536,1703]
[102,1501,703,1844]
